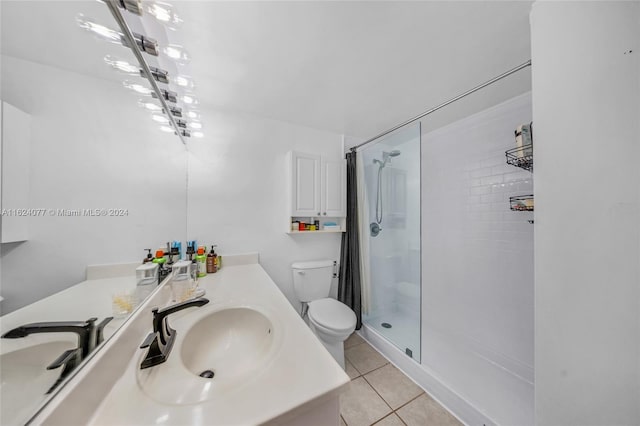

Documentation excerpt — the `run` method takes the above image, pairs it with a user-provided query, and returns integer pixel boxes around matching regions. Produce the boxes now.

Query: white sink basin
[136,305,282,405]
[0,341,75,425]
[181,307,275,381]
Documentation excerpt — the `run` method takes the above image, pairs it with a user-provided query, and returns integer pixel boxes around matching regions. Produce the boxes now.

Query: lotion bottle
[207,245,217,273]
[195,246,207,278]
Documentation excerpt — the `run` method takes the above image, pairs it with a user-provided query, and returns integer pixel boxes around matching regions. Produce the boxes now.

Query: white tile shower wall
[186,109,343,311]
[0,56,186,313]
[421,92,534,425]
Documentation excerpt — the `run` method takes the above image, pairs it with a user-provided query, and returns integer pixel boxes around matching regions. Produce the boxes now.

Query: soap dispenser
[142,249,153,264]
[206,245,217,274]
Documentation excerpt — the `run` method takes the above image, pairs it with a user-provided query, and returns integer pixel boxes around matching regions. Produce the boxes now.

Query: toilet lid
[308,298,357,333]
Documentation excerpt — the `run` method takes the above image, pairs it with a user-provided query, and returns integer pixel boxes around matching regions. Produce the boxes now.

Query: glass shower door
[359,123,421,361]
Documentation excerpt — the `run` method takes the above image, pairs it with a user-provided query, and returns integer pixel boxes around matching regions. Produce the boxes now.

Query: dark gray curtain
[338,151,362,329]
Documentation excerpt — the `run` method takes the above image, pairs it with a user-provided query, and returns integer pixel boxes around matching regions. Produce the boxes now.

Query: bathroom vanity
[30,254,350,425]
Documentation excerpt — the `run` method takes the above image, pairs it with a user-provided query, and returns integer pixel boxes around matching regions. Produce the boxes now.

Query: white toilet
[292,260,357,369]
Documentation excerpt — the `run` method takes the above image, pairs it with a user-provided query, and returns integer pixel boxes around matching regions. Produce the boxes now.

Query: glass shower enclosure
[358,123,421,361]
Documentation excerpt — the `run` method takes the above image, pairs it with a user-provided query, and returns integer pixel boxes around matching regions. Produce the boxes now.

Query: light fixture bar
[151,89,177,103]
[143,66,169,84]
[104,0,186,145]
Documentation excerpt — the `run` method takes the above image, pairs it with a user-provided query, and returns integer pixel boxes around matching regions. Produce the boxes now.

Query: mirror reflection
[0,1,187,423]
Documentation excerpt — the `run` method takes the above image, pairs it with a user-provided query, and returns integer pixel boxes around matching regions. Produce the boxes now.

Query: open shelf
[510,195,534,211]
[505,144,533,172]
[287,228,344,234]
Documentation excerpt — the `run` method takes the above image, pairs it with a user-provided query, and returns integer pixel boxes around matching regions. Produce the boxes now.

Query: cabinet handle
[317,212,320,215]
[323,212,327,216]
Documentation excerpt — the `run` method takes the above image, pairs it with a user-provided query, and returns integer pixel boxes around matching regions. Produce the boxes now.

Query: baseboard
[359,325,497,426]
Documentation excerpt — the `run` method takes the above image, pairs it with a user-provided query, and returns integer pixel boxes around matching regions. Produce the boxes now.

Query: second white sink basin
[136,305,282,405]
[1,341,75,425]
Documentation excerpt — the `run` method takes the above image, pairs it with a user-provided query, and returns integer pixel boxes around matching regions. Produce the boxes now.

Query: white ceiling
[177,1,533,138]
[1,1,534,139]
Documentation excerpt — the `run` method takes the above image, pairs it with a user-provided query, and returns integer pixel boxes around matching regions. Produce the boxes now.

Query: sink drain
[199,369,215,379]
[381,322,392,329]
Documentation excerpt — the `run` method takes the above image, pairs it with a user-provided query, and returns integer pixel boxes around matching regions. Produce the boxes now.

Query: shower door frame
[358,122,422,363]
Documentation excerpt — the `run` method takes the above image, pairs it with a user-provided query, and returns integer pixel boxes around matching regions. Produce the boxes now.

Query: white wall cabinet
[288,151,345,233]
[1,101,31,243]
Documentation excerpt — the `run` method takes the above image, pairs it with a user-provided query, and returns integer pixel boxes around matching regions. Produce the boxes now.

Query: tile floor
[340,333,462,426]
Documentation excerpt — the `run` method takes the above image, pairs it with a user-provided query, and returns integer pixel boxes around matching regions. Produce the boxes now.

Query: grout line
[361,371,394,414]
[359,361,390,377]
[371,413,398,425]
[395,411,408,426]
[393,392,424,413]
[340,414,347,425]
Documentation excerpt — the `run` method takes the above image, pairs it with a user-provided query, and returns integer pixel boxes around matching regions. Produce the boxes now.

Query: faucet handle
[95,317,114,346]
[45,348,83,394]
[47,348,82,370]
[140,332,157,349]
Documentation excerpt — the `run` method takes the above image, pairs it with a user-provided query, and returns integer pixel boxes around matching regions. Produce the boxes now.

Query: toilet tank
[291,260,334,302]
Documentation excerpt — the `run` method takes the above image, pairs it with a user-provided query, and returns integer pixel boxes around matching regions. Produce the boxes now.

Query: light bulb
[159,126,175,133]
[152,114,170,124]
[123,81,153,95]
[145,2,183,30]
[77,14,122,45]
[189,121,203,130]
[104,55,139,74]
[162,44,190,65]
[138,100,163,112]
[192,131,204,138]
[181,94,198,105]
[172,75,195,90]
[185,110,201,120]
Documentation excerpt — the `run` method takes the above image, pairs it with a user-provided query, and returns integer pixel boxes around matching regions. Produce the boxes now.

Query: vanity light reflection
[77,14,158,56]
[104,55,139,74]
[138,100,163,112]
[123,81,154,96]
[162,44,191,65]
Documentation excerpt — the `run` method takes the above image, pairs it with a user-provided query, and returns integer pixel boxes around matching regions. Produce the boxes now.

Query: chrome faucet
[139,297,209,369]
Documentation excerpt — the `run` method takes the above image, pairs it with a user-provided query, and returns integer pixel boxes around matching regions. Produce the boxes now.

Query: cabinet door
[1,102,31,242]
[321,158,346,217]
[291,152,321,216]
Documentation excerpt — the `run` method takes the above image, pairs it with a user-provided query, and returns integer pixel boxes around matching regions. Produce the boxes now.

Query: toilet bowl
[291,260,356,368]
[307,298,356,368]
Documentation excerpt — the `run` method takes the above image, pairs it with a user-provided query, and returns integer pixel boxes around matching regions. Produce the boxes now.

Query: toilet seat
[308,298,356,336]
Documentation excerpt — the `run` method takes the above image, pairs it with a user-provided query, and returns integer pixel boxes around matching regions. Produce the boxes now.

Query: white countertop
[0,273,140,426]
[81,263,349,425]
[0,275,137,355]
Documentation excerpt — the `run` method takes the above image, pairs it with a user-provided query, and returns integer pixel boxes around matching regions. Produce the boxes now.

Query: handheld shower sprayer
[371,149,401,236]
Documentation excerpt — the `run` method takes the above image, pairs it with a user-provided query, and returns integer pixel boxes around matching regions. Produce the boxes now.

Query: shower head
[373,150,401,168]
[374,150,401,168]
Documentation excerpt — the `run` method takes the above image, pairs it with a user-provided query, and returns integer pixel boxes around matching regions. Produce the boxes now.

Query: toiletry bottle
[143,249,153,264]
[195,246,207,278]
[207,245,217,273]
[186,241,196,261]
[216,254,222,271]
[172,241,182,260]
[152,250,166,266]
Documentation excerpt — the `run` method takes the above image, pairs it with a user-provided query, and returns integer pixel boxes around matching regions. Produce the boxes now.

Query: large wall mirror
[0,1,187,423]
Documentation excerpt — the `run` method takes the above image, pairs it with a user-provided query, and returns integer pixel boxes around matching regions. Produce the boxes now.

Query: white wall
[420,92,534,425]
[531,2,640,425]
[0,56,187,313]
[186,109,343,311]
